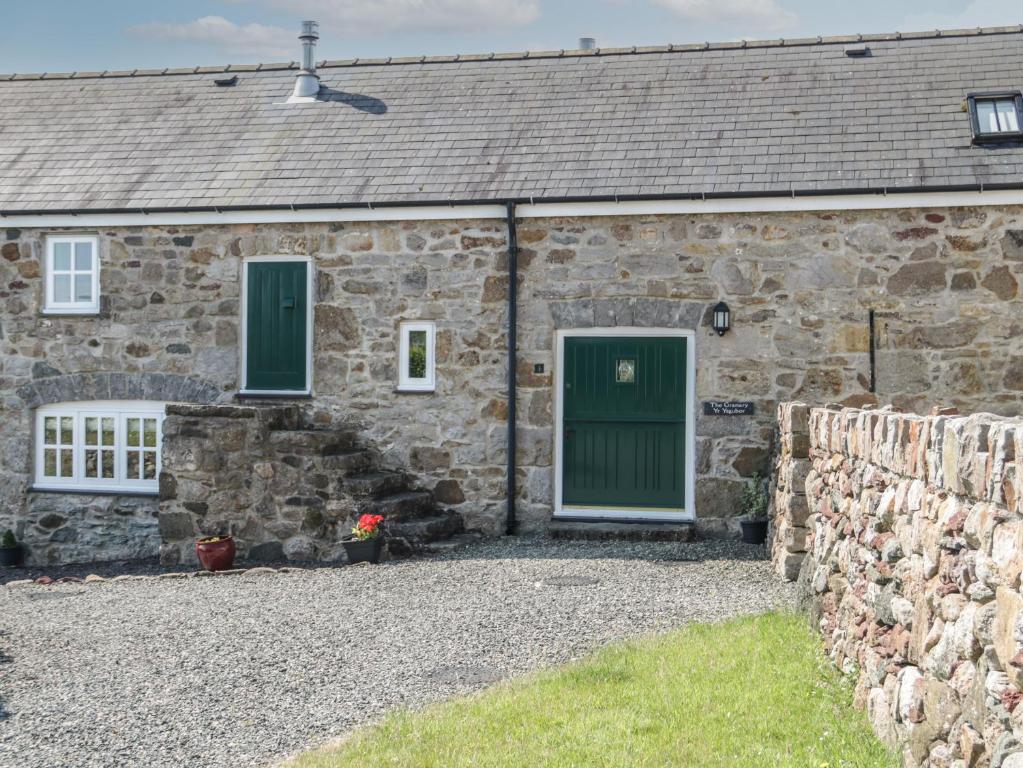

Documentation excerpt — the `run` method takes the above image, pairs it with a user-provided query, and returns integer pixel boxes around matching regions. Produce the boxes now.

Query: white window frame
[33,401,166,493]
[397,321,436,392]
[44,235,100,315]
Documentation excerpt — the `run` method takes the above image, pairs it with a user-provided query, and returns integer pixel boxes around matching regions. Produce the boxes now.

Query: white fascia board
[4,189,1023,229]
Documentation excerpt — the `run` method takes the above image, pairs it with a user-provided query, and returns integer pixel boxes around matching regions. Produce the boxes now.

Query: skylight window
[968,93,1023,143]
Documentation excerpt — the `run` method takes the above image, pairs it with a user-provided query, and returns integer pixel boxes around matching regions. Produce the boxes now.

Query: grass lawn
[287,612,897,768]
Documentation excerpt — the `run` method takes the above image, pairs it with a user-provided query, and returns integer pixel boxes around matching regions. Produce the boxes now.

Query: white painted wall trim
[239,255,315,396]
[6,189,1023,229]
[553,327,697,523]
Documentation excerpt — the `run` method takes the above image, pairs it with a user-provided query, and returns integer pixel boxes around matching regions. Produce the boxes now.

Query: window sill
[40,308,100,317]
[395,386,436,394]
[236,391,313,400]
[28,486,159,498]
[973,132,1023,144]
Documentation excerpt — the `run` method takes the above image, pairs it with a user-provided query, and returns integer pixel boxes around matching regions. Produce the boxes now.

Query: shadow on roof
[318,87,387,115]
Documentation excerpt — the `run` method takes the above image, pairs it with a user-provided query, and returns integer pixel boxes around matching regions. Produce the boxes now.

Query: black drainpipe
[505,201,519,536]
[868,309,877,394]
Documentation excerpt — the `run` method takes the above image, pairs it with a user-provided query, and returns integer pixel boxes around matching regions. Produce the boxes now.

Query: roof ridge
[3,23,1023,81]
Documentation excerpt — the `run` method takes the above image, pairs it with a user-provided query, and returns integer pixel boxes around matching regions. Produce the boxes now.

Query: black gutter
[505,201,518,536]
[5,181,1023,218]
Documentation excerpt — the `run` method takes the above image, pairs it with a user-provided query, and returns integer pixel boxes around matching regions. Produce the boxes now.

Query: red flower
[352,513,385,540]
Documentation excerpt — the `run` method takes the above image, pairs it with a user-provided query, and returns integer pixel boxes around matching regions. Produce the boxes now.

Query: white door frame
[553,327,697,522]
[240,255,314,396]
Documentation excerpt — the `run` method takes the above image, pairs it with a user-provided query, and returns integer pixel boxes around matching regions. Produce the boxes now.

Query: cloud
[650,0,798,34]
[130,15,293,58]
[260,0,540,34]
[900,0,1021,32]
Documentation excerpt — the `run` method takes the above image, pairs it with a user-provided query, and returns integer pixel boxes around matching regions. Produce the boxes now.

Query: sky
[0,0,1020,73]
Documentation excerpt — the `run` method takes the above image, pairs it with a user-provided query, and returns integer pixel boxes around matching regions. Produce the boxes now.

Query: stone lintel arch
[16,372,223,409]
[550,298,709,330]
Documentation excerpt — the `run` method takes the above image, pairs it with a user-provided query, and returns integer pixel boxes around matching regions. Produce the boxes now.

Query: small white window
[34,401,165,493]
[45,236,100,314]
[398,321,436,392]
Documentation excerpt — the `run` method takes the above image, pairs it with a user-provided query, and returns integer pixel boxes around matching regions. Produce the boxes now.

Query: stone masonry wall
[772,402,812,580]
[4,206,1023,562]
[774,403,1023,767]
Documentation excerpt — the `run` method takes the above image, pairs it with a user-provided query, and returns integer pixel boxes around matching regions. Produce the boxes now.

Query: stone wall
[4,206,1023,562]
[771,402,812,580]
[774,403,1023,766]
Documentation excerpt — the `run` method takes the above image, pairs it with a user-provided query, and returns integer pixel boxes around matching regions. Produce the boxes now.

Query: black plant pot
[343,537,383,565]
[740,519,769,545]
[0,544,24,567]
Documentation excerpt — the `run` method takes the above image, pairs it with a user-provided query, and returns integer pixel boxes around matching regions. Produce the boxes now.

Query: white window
[397,321,436,392]
[45,236,100,314]
[34,401,165,493]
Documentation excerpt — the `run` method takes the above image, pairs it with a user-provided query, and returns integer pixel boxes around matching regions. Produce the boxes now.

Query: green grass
[288,613,897,768]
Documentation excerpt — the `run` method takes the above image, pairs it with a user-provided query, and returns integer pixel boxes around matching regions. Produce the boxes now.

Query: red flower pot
[196,536,236,571]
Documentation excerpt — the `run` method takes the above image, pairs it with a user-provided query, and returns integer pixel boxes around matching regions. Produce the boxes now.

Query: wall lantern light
[712,301,731,336]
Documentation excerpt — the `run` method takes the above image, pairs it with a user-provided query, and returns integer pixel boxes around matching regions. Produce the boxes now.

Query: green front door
[562,336,687,510]
[245,261,308,392]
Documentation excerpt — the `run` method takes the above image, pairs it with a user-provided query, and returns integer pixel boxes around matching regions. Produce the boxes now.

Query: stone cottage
[3,23,1023,565]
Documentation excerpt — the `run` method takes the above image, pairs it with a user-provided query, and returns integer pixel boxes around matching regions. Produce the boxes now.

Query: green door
[562,336,687,510]
[245,261,308,391]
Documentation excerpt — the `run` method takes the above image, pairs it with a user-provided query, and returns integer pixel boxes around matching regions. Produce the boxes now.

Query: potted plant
[0,529,24,567]
[343,514,385,564]
[196,535,236,572]
[739,473,770,545]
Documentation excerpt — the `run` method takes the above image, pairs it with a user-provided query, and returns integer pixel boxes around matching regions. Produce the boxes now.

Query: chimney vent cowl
[289,20,321,102]
[579,37,596,50]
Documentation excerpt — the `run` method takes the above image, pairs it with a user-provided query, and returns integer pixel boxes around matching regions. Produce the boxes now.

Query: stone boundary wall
[771,402,812,580]
[773,402,1023,767]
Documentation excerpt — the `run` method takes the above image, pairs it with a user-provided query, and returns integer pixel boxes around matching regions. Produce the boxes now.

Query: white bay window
[34,402,165,493]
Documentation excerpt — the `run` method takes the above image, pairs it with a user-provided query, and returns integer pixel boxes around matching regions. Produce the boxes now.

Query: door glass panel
[616,358,636,383]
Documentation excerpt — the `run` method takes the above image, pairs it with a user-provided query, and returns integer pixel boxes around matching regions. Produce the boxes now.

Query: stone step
[388,514,463,543]
[362,490,434,521]
[343,471,409,499]
[548,520,697,543]
[423,532,483,555]
[321,450,374,473]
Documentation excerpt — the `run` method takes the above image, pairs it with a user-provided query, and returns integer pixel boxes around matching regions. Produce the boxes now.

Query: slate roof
[2,26,1023,213]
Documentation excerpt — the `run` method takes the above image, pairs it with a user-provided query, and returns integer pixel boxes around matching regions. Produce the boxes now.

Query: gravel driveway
[0,538,794,768]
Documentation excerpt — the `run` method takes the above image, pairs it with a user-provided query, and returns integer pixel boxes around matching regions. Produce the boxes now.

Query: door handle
[282,297,295,309]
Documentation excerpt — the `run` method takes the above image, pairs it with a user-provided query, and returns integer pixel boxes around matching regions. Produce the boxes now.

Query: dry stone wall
[773,403,1023,767]
[3,205,1023,562]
